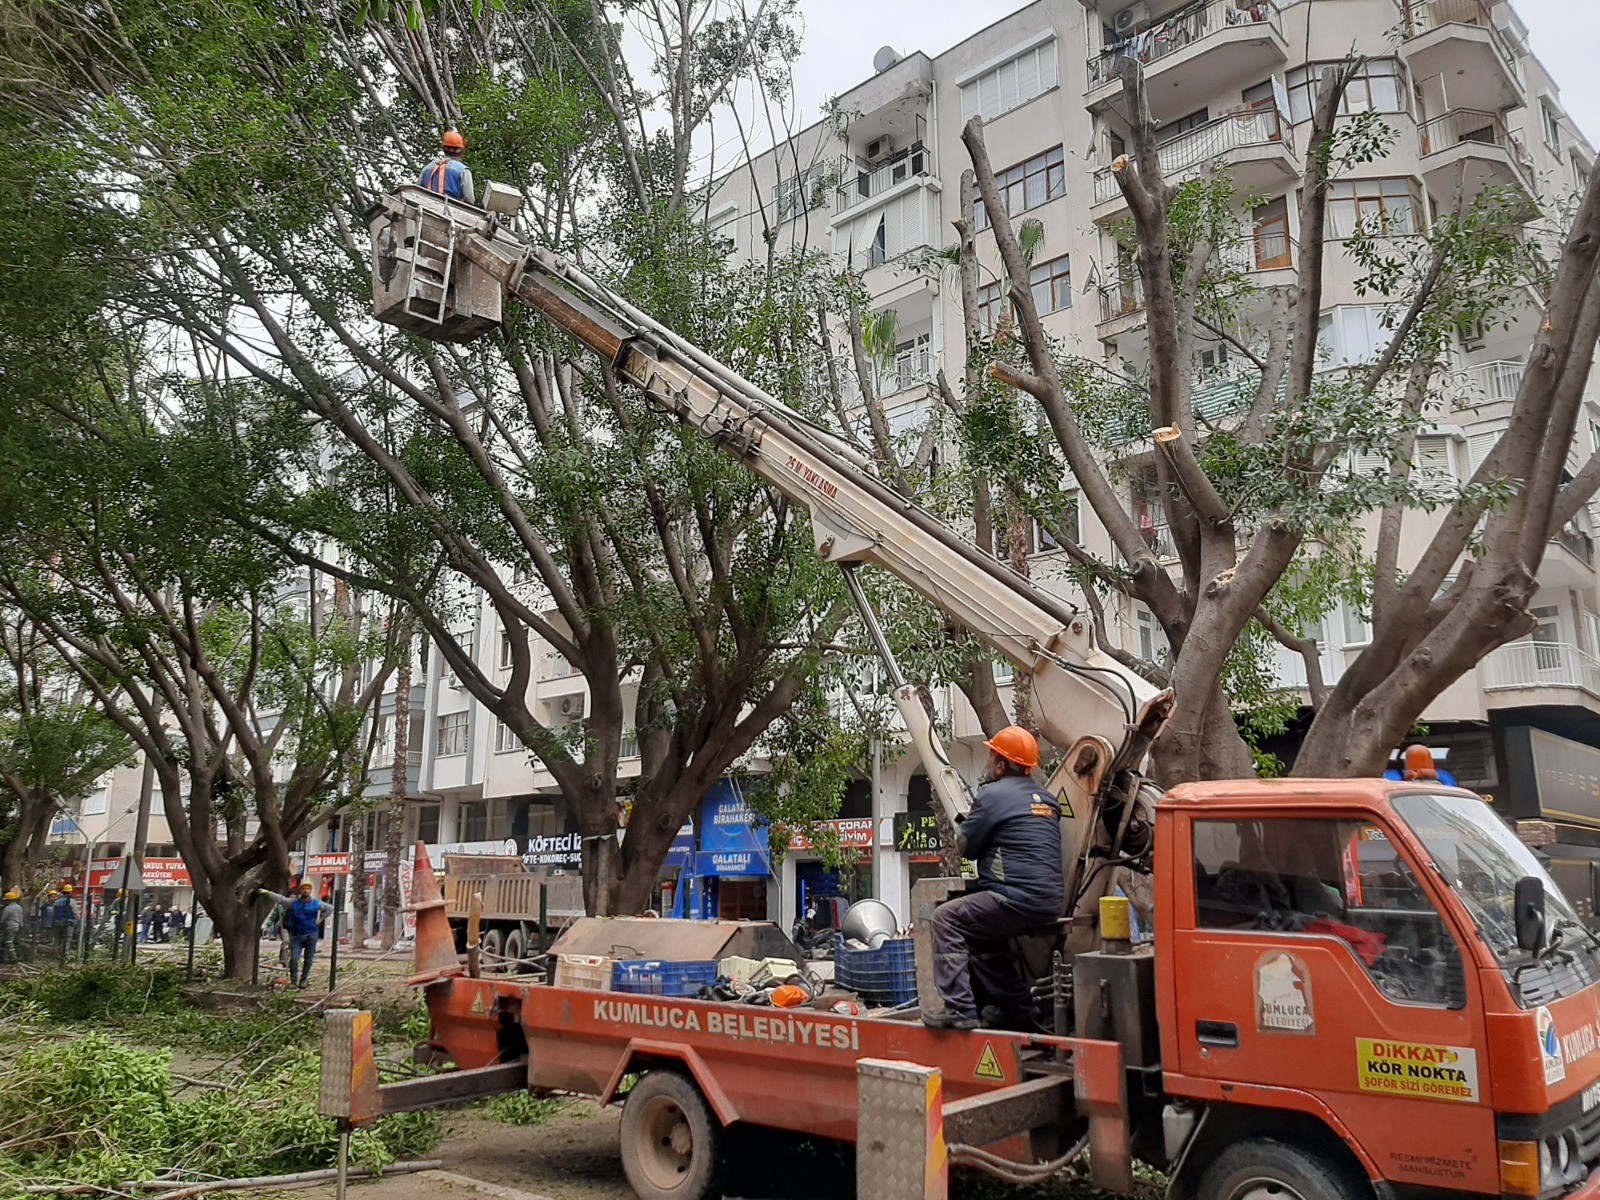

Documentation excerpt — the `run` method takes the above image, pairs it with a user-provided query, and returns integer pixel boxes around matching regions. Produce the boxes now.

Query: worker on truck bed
[924,726,1063,1031]
[419,130,474,206]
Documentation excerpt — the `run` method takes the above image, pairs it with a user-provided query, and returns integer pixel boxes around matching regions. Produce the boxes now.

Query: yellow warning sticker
[1057,789,1075,819]
[1356,1038,1479,1103]
[974,1041,1006,1082]
[470,991,486,1015]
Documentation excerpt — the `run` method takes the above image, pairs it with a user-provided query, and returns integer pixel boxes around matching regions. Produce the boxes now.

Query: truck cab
[1156,779,1600,1200]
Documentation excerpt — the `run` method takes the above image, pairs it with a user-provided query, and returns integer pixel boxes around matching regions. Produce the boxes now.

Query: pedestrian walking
[0,890,23,964]
[259,883,334,989]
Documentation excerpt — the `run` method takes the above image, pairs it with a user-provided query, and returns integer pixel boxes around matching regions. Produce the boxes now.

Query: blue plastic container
[611,958,719,997]
[835,937,917,1006]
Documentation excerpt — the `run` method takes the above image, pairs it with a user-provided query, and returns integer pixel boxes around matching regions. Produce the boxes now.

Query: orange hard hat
[441,129,466,151]
[984,725,1040,769]
[1402,744,1438,782]
[770,984,809,1008]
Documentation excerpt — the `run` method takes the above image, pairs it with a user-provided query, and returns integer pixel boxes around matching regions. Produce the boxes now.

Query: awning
[1543,843,1600,865]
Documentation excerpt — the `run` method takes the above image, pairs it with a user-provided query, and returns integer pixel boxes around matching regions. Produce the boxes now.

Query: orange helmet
[984,725,1039,769]
[441,129,466,152]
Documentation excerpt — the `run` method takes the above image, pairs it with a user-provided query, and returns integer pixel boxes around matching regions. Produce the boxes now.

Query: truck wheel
[504,927,526,968]
[1198,1138,1370,1200]
[481,928,504,969]
[620,1070,721,1200]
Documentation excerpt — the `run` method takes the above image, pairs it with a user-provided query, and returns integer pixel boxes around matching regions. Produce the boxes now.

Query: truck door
[1170,814,1499,1194]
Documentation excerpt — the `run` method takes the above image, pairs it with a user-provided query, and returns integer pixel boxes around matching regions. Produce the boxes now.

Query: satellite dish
[873,45,900,74]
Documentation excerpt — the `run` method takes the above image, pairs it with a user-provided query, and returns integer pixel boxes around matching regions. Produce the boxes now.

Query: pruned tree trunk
[381,618,414,949]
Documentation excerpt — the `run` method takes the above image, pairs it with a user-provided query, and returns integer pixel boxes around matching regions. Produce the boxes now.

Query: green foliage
[2,964,187,1022]
[478,1091,565,1126]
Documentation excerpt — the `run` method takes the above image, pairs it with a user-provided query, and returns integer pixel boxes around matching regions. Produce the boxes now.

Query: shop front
[670,779,772,920]
[1500,725,1600,919]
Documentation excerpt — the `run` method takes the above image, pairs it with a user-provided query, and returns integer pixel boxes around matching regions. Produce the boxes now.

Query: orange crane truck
[313,184,1600,1200]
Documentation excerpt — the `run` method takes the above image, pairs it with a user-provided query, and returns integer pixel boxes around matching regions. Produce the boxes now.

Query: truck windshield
[1394,792,1600,1006]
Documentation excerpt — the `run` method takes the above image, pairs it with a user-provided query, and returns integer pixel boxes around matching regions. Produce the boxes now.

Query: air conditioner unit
[864,136,894,163]
[558,696,584,717]
[1113,2,1150,37]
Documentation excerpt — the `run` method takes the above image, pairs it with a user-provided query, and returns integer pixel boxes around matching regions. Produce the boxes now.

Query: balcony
[1216,226,1298,286]
[1545,525,1597,589]
[1401,0,1520,113]
[1469,358,1524,404]
[1418,110,1535,202]
[371,748,423,770]
[1091,108,1296,221]
[1097,273,1146,339]
[836,145,931,216]
[879,345,935,397]
[1087,0,1287,118]
[1483,642,1600,709]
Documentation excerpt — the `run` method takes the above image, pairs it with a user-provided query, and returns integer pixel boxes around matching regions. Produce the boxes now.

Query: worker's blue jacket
[285,898,322,939]
[419,157,468,201]
[957,773,1064,917]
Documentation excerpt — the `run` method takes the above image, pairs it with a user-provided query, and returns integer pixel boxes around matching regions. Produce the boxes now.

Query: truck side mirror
[1515,875,1546,952]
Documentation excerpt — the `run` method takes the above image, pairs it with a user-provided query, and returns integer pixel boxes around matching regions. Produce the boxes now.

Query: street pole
[76,835,96,962]
[327,884,342,992]
[128,750,155,964]
[251,891,263,987]
[185,908,198,981]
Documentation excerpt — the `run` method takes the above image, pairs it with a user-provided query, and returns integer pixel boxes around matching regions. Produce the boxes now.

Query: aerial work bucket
[365,185,511,343]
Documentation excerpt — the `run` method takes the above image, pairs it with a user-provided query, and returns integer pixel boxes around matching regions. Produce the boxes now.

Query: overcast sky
[776,0,1600,145]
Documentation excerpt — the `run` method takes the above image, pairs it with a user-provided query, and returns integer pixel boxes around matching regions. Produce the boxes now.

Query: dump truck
[317,184,1600,1200]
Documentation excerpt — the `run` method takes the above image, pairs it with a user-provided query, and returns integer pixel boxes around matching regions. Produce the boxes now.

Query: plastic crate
[835,937,917,1006]
[612,959,719,997]
[554,953,614,991]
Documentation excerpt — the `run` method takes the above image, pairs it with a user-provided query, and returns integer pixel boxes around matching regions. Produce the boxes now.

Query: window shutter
[880,196,906,258]
[960,83,978,123]
[1466,424,1504,474]
[1415,435,1454,481]
[1038,43,1058,91]
[1015,51,1039,103]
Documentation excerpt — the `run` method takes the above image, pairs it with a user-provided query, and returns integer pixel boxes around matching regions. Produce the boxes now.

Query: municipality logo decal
[1539,1006,1566,1085]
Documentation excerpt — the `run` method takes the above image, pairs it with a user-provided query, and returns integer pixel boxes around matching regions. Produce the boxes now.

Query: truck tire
[504,927,526,968]
[481,927,504,969]
[619,1070,722,1200]
[1197,1137,1370,1200]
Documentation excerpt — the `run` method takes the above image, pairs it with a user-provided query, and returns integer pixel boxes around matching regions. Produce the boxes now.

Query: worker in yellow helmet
[0,889,21,964]
[51,886,76,961]
[924,725,1062,1031]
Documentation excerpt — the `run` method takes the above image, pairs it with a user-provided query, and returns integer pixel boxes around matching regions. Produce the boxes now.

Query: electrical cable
[947,1133,1090,1185]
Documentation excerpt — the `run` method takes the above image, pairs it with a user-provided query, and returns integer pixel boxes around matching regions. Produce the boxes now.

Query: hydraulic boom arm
[365,187,1172,898]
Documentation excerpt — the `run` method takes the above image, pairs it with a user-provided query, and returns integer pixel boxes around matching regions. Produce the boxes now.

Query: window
[495,721,521,754]
[1137,608,1169,665]
[1318,306,1395,366]
[976,257,1070,328]
[435,712,468,757]
[870,219,887,267]
[1156,108,1210,145]
[775,162,829,223]
[960,40,1059,123]
[82,788,109,817]
[1531,605,1561,671]
[1327,178,1421,239]
[1287,59,1405,124]
[1035,491,1079,550]
[973,146,1065,230]
[1414,434,1455,484]
[1342,602,1372,647]
[439,632,474,679]
[1029,255,1072,315]
[416,803,441,845]
[499,631,515,671]
[458,801,488,842]
[1542,103,1564,154]
[1193,817,1466,1008]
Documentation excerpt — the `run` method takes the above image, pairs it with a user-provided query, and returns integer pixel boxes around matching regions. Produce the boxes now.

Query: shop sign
[893,812,944,853]
[698,780,768,857]
[523,832,582,869]
[663,828,695,870]
[305,853,351,876]
[695,850,770,878]
[787,818,875,852]
[141,858,192,887]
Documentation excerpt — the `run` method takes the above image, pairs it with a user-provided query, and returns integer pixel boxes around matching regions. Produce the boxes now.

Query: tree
[0,0,861,916]
[958,59,1600,782]
[0,381,405,976]
[0,618,134,890]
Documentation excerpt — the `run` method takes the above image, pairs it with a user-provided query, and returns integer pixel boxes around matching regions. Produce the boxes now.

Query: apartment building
[699,0,1600,921]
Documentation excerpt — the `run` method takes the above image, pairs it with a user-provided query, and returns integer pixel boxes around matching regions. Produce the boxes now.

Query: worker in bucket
[924,726,1063,1030]
[419,130,475,206]
[259,881,334,989]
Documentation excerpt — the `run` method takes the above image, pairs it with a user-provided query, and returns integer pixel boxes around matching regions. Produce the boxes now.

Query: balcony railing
[1483,641,1600,696]
[1093,108,1287,204]
[1418,109,1534,181]
[1470,359,1524,403]
[836,144,930,209]
[1553,525,1596,567]
[879,346,935,396]
[1098,274,1146,324]
[1217,226,1297,274]
[541,651,579,680]
[1088,0,1282,89]
[371,748,423,770]
[1402,0,1516,76]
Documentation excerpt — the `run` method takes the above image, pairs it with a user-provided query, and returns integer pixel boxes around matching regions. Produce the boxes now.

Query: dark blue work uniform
[929,774,1064,1020]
